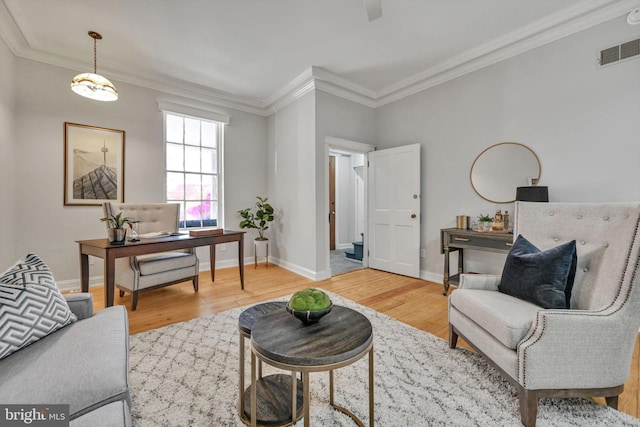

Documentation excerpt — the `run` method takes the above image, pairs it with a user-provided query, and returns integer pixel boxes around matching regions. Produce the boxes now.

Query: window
[164,112,223,228]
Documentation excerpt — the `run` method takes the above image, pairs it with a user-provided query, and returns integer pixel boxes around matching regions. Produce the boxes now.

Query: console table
[440,228,513,296]
[77,230,245,307]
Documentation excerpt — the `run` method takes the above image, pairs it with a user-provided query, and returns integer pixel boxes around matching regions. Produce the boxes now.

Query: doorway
[328,149,366,276]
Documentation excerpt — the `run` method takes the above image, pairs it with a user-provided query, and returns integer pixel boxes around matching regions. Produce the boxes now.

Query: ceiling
[1,0,638,113]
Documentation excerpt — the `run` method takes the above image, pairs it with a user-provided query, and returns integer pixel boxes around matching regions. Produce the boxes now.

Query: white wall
[375,16,640,281]
[7,57,267,285]
[0,37,16,269]
[331,152,354,249]
[266,91,318,278]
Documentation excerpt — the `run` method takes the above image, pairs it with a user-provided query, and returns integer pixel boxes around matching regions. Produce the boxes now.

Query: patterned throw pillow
[0,253,77,360]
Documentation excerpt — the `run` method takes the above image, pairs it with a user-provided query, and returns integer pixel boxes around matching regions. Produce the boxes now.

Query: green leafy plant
[100,211,134,229]
[478,214,493,223]
[238,196,275,240]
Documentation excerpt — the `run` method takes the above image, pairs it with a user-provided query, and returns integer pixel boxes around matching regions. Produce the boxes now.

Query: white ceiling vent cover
[599,38,640,66]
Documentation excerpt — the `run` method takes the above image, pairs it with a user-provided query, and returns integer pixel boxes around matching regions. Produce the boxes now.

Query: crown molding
[0,0,268,116]
[264,67,316,115]
[373,0,640,107]
[0,1,24,55]
[1,0,637,116]
[269,0,639,112]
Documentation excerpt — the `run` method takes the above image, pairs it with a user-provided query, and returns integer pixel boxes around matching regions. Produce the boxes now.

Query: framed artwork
[64,122,125,206]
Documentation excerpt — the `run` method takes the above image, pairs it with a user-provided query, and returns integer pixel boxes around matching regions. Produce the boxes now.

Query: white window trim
[162,109,226,229]
[158,99,230,124]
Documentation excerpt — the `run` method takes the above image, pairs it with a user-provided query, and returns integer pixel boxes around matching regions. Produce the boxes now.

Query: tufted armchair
[102,202,199,310]
[448,202,640,426]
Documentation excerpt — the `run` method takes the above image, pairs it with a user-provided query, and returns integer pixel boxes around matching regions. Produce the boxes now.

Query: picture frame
[64,122,125,206]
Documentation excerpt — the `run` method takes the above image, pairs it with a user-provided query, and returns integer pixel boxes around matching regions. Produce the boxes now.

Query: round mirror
[470,142,541,203]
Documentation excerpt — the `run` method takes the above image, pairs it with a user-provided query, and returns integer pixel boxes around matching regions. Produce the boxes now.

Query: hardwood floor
[85,264,639,419]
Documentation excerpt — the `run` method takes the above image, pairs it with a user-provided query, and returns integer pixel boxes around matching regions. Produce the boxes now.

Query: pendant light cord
[93,36,97,74]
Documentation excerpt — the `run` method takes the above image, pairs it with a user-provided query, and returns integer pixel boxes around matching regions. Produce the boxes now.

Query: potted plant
[100,211,133,244]
[477,214,493,231]
[238,197,275,240]
[238,197,275,265]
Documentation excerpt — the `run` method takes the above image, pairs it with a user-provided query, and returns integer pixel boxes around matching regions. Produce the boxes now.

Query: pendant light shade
[71,31,118,101]
[628,8,640,25]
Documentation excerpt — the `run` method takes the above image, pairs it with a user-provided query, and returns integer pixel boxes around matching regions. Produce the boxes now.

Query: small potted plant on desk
[238,196,275,267]
[477,214,493,232]
[100,211,133,245]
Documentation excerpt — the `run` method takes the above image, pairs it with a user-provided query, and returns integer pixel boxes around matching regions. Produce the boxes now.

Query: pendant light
[628,8,640,25]
[71,31,118,101]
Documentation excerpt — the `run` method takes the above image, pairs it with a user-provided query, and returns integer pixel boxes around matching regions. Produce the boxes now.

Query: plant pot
[107,228,127,245]
[254,237,269,256]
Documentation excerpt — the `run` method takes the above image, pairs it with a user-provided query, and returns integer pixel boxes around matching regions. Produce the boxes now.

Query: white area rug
[129,292,640,426]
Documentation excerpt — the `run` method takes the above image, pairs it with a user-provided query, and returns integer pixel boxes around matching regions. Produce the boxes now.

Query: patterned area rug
[129,292,640,426]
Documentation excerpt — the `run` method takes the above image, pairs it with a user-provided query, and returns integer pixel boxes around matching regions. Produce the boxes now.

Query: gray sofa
[0,293,131,426]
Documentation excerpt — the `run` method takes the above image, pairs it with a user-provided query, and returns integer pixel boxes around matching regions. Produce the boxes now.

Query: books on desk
[189,228,224,237]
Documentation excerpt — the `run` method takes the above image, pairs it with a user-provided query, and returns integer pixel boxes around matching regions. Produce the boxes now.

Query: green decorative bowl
[286,303,333,325]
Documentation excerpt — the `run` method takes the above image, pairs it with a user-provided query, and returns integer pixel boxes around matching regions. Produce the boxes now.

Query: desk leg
[79,249,90,293]
[104,253,116,307]
[443,248,450,296]
[239,234,245,290]
[210,244,216,282]
[458,249,464,277]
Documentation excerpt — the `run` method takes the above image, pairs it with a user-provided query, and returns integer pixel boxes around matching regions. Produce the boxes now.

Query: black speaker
[516,186,549,202]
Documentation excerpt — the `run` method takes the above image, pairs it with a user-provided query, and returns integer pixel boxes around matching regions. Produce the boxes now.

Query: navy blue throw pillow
[498,235,577,309]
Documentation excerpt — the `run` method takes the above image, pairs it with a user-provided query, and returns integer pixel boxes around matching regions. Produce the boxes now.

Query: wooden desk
[440,228,513,296]
[77,230,245,307]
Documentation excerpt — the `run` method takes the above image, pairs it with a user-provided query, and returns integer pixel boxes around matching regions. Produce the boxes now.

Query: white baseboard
[57,256,326,291]
[335,243,352,250]
[421,270,443,285]
[269,257,328,281]
[57,277,104,292]
[60,258,436,293]
[57,261,218,292]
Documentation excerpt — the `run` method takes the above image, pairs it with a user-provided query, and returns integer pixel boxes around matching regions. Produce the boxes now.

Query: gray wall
[3,51,267,286]
[315,90,376,277]
[2,15,638,285]
[0,38,16,266]
[266,91,318,277]
[375,16,640,280]
[265,90,375,279]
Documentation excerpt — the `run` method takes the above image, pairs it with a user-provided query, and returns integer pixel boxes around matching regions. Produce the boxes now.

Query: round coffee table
[238,302,303,426]
[250,305,374,427]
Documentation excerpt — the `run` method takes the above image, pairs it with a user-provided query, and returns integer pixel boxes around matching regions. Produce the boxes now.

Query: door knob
[411,214,417,219]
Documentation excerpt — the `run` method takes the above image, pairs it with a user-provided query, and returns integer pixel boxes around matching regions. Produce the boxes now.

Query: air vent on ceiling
[599,38,640,66]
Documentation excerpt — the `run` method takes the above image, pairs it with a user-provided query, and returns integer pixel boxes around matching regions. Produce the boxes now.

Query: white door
[367,144,421,278]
